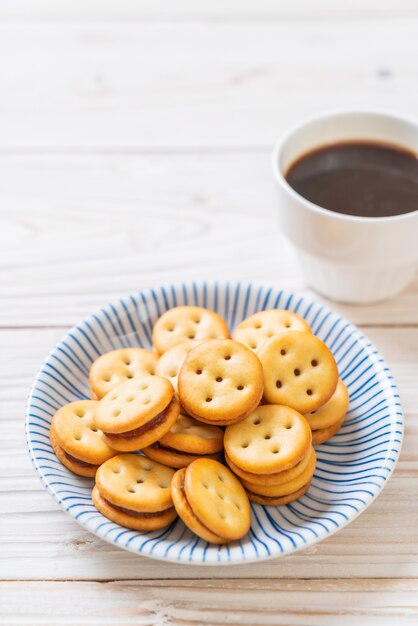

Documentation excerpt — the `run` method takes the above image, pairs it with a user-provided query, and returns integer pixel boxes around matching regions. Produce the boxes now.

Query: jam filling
[102,496,172,519]
[180,477,220,537]
[246,489,301,501]
[104,400,173,440]
[63,450,97,468]
[152,442,217,459]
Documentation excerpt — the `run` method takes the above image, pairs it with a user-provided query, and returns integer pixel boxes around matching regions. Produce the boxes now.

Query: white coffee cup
[272,110,418,304]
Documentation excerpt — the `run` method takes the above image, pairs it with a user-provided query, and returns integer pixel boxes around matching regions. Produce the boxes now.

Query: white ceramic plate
[26,282,403,564]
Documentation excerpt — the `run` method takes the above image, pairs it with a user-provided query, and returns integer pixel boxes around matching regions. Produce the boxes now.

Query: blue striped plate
[26,282,403,564]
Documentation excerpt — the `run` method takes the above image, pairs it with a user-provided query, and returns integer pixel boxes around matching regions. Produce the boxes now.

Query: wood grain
[2,579,418,625]
[1,1,418,620]
[1,327,416,580]
[2,0,418,21]
[0,155,417,326]
[0,19,416,150]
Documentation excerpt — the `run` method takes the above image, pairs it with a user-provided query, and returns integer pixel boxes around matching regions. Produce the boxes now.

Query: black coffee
[285,141,418,218]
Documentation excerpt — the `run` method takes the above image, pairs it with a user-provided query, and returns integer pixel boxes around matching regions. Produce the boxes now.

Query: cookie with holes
[152,306,229,355]
[90,348,158,400]
[312,415,346,446]
[240,447,316,500]
[258,331,338,413]
[92,454,177,531]
[50,400,117,477]
[224,404,312,475]
[95,375,180,452]
[155,340,200,391]
[305,378,349,432]
[178,339,264,426]
[142,413,224,468]
[171,458,251,543]
[225,445,315,486]
[246,481,312,506]
[232,309,311,352]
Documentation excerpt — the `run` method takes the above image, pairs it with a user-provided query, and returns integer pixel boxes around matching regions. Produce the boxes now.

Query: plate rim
[25,280,404,565]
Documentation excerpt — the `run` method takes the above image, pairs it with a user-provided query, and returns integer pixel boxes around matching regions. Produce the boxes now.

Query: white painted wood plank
[0,155,417,327]
[2,580,418,625]
[0,327,416,580]
[1,0,418,21]
[0,20,416,149]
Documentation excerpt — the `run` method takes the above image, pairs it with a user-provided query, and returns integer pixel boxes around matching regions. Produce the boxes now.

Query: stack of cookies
[49,303,349,543]
[224,405,316,505]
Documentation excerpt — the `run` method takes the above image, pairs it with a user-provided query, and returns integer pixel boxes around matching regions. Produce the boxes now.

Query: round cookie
[232,309,311,352]
[155,341,200,391]
[239,448,316,497]
[258,331,338,413]
[224,405,312,474]
[50,400,117,477]
[178,339,264,426]
[142,413,224,468]
[246,481,312,506]
[171,459,251,543]
[171,468,227,543]
[142,445,222,469]
[95,375,180,451]
[152,306,229,355]
[93,454,177,531]
[305,379,349,430]
[225,446,314,486]
[90,348,158,400]
[312,415,346,446]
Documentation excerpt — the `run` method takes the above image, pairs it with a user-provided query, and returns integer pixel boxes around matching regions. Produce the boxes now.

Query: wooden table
[1,2,417,623]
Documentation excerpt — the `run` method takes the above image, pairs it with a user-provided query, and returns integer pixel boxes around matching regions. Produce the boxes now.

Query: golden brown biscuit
[239,448,316,497]
[305,379,349,430]
[92,454,177,531]
[152,306,229,354]
[171,459,251,543]
[142,413,224,468]
[160,413,224,454]
[95,375,180,452]
[50,400,117,477]
[171,468,227,543]
[178,339,264,426]
[312,415,346,446]
[92,485,177,531]
[141,444,222,469]
[246,481,312,506]
[232,309,311,352]
[225,446,314,486]
[90,348,158,400]
[258,331,338,413]
[224,405,312,474]
[155,341,200,391]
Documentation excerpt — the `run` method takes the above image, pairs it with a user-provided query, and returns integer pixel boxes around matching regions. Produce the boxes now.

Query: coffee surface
[285,141,418,217]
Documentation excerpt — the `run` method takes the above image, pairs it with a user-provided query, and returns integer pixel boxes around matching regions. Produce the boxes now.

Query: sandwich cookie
[155,341,200,391]
[152,306,229,355]
[246,481,312,506]
[90,348,158,400]
[224,404,312,475]
[240,447,316,498]
[171,458,251,544]
[178,339,264,426]
[95,375,180,452]
[225,445,315,486]
[50,400,117,477]
[142,413,224,468]
[312,415,346,446]
[258,331,338,413]
[92,454,177,531]
[305,378,349,431]
[232,309,311,352]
